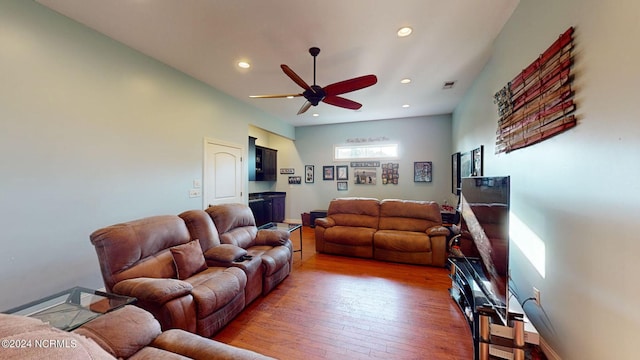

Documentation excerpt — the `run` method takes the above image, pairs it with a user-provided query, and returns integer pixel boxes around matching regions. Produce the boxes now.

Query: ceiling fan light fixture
[237,61,251,69]
[400,78,411,84]
[402,104,410,108]
[397,26,413,37]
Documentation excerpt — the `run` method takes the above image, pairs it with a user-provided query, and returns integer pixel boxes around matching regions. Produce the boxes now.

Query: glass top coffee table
[4,286,136,331]
[259,222,303,259]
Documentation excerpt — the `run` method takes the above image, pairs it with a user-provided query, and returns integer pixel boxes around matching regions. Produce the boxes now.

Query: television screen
[460,176,510,319]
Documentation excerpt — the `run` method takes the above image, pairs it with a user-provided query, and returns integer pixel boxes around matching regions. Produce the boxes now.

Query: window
[334,144,398,160]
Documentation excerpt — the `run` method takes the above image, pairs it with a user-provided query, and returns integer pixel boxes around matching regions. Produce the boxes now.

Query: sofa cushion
[374,230,431,252]
[326,198,380,228]
[171,239,208,280]
[0,313,115,360]
[73,305,161,359]
[378,199,442,231]
[323,226,377,246]
[152,329,276,360]
[204,244,247,263]
[186,267,247,318]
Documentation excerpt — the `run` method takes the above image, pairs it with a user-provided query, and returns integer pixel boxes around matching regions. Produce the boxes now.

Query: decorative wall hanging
[494,27,576,153]
[288,176,301,184]
[413,162,432,183]
[354,168,377,184]
[337,181,348,191]
[322,166,334,180]
[381,163,399,185]
[350,161,380,167]
[280,168,295,174]
[305,165,314,183]
[336,165,349,180]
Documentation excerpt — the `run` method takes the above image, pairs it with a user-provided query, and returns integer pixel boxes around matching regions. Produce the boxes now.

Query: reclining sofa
[315,198,450,267]
[89,204,292,338]
[0,304,274,359]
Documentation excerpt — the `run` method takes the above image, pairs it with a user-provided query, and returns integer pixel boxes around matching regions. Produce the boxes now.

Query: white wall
[453,0,640,358]
[0,0,293,311]
[286,115,453,220]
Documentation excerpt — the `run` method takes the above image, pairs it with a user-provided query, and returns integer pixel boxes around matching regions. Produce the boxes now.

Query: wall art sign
[288,176,301,184]
[350,161,380,167]
[280,168,295,174]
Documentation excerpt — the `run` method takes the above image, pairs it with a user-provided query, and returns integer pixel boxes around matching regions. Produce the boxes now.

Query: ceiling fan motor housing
[304,85,326,106]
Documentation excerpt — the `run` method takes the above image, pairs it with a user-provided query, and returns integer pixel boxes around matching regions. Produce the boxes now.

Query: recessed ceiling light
[400,78,411,84]
[237,61,251,69]
[402,104,410,108]
[312,113,319,117]
[397,27,413,37]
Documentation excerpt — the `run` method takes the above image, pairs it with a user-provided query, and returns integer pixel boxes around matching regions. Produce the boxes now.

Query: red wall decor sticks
[494,27,576,154]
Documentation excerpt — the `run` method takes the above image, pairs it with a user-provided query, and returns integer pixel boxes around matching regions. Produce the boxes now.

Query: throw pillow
[170,239,207,280]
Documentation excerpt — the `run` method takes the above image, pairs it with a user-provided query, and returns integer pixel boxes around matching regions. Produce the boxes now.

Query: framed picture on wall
[336,165,348,180]
[305,165,314,183]
[471,145,484,176]
[413,161,432,183]
[288,176,301,184]
[353,168,377,184]
[337,181,348,191]
[323,166,334,180]
[460,152,472,178]
[451,153,461,195]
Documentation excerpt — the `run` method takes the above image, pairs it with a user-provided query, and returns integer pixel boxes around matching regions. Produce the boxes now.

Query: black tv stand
[449,257,539,360]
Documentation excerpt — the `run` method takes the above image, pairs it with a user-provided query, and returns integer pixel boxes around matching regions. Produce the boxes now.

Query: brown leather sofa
[89,205,292,338]
[0,305,275,359]
[315,198,450,267]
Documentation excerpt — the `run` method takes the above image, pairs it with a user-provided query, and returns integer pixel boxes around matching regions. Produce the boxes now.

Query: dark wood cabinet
[248,137,277,182]
[248,192,285,226]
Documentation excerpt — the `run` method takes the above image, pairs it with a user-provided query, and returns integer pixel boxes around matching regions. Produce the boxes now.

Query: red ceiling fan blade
[281,64,313,92]
[249,93,302,99]
[324,75,377,96]
[297,101,313,115]
[323,95,363,110]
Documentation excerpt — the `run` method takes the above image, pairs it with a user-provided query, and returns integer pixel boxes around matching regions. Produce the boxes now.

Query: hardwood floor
[214,226,473,359]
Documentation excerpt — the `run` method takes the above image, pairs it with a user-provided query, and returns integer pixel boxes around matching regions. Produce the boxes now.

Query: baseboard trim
[540,336,561,360]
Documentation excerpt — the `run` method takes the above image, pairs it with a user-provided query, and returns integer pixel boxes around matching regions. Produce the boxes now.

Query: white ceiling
[36,0,519,127]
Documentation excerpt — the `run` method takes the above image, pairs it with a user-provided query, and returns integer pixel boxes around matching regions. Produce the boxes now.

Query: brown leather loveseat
[315,198,450,267]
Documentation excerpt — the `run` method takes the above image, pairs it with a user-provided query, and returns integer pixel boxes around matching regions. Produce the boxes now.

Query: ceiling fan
[250,47,378,115]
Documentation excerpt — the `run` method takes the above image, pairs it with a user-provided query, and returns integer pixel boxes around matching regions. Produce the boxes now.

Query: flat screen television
[460,176,510,321]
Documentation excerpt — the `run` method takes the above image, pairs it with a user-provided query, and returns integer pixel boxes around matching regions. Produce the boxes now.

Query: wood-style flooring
[214,226,473,359]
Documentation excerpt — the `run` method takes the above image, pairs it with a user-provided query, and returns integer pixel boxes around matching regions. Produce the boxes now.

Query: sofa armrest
[152,329,276,360]
[426,225,450,237]
[73,305,161,359]
[204,244,247,264]
[113,278,193,304]
[314,217,335,228]
[255,229,290,246]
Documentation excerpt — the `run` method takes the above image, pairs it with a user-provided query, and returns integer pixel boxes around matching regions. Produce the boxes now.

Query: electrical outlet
[189,189,201,198]
[533,287,541,306]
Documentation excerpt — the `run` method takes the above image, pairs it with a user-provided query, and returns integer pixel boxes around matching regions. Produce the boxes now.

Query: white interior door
[204,138,244,207]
